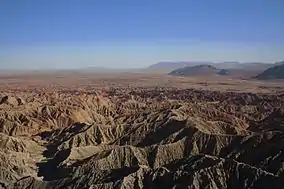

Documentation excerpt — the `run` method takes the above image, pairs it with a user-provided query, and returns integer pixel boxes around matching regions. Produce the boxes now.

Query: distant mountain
[217,69,266,78]
[147,61,213,72]
[169,64,219,76]
[148,61,274,72]
[274,61,284,66]
[255,64,284,80]
[168,63,274,78]
[216,62,272,71]
[214,62,242,69]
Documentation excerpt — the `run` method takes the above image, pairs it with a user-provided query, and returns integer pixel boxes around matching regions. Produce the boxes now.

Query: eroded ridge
[0,88,283,189]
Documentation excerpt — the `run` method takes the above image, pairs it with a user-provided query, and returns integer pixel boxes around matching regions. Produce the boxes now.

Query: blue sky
[0,0,283,69]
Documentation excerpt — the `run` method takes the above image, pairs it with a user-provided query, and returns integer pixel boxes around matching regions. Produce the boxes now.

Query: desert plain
[0,72,283,189]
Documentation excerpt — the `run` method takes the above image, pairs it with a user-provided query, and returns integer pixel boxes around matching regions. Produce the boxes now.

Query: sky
[0,0,283,70]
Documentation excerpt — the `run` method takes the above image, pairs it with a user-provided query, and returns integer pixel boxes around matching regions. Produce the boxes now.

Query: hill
[168,64,271,78]
[217,69,266,78]
[256,64,284,80]
[148,61,274,73]
[147,61,213,72]
[274,61,284,66]
[169,64,218,76]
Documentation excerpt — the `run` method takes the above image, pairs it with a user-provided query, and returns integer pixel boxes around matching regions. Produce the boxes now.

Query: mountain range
[168,61,284,79]
[148,61,279,72]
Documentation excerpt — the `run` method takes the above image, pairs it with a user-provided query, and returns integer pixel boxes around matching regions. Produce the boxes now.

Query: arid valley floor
[0,72,284,189]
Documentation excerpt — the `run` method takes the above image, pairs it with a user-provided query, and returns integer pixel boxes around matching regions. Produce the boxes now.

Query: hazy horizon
[1,0,283,70]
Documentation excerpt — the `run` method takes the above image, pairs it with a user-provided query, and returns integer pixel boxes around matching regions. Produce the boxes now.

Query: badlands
[0,72,283,189]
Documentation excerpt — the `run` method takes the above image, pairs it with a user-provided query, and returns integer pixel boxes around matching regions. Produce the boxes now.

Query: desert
[2,0,284,188]
[0,71,283,189]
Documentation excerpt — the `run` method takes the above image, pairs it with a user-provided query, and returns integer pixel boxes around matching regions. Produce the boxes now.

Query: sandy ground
[0,72,283,94]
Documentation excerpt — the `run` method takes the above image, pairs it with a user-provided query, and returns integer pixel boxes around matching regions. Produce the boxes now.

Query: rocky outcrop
[0,88,283,188]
